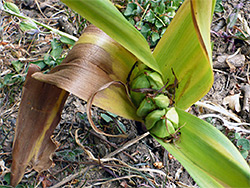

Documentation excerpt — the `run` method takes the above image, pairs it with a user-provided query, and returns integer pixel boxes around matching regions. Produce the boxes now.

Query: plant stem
[2,6,78,41]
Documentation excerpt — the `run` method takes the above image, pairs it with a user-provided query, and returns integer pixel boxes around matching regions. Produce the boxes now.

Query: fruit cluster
[129,63,180,139]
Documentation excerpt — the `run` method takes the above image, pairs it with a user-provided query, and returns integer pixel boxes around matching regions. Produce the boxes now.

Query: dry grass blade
[75,129,166,175]
[85,175,144,187]
[104,131,150,158]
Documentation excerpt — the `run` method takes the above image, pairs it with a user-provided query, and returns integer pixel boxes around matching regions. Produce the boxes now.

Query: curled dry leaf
[32,25,139,121]
[11,64,69,187]
[222,94,241,112]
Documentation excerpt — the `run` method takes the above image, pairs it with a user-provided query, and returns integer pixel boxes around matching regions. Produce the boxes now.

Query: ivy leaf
[154,1,165,15]
[237,138,250,150]
[152,32,160,42]
[50,39,63,60]
[11,60,23,73]
[155,19,163,29]
[124,3,137,16]
[141,23,151,34]
[145,9,155,23]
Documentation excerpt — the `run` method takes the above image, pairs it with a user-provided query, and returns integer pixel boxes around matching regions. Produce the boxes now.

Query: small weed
[228,132,250,159]
[234,133,250,159]
[205,118,249,159]
[122,0,183,47]
[31,37,75,70]
[214,0,224,13]
[56,148,83,162]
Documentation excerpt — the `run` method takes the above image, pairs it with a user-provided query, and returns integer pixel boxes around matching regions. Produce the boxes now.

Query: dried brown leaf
[11,64,69,186]
[32,25,139,121]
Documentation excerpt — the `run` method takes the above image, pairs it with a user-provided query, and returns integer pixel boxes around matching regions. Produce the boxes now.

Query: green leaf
[101,113,113,123]
[155,1,165,15]
[11,60,23,73]
[214,0,224,13]
[30,60,46,70]
[50,39,63,60]
[141,23,151,34]
[61,0,160,73]
[153,0,215,109]
[162,16,170,25]
[153,108,250,187]
[240,150,249,159]
[124,3,137,16]
[155,19,163,29]
[4,173,11,185]
[19,20,38,33]
[60,36,75,46]
[145,9,155,23]
[151,32,160,42]
[235,132,241,139]
[4,2,20,14]
[237,138,250,150]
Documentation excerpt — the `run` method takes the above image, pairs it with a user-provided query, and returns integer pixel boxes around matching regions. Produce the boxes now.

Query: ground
[0,0,249,187]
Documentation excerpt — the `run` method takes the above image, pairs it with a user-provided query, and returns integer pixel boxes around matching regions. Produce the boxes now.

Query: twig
[2,5,78,41]
[87,81,131,138]
[213,69,246,82]
[195,101,241,123]
[104,131,150,158]
[85,174,144,187]
[88,129,138,162]
[75,129,166,176]
[199,114,250,133]
[34,0,47,19]
[225,48,241,72]
[49,167,91,188]
[241,84,250,112]
[247,63,250,84]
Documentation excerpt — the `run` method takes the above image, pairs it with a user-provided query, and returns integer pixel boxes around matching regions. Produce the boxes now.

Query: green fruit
[154,94,170,109]
[130,73,150,107]
[145,109,166,130]
[148,71,165,90]
[136,98,156,118]
[149,119,175,138]
[166,107,179,129]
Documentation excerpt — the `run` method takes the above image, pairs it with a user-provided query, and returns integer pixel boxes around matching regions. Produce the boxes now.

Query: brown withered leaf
[32,25,140,121]
[11,64,69,187]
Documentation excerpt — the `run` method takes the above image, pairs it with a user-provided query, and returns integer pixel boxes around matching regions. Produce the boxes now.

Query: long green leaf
[153,108,250,187]
[61,0,160,73]
[153,0,215,109]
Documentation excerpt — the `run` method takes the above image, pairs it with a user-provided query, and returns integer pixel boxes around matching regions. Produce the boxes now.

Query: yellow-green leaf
[153,108,250,187]
[61,0,160,73]
[153,0,215,109]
